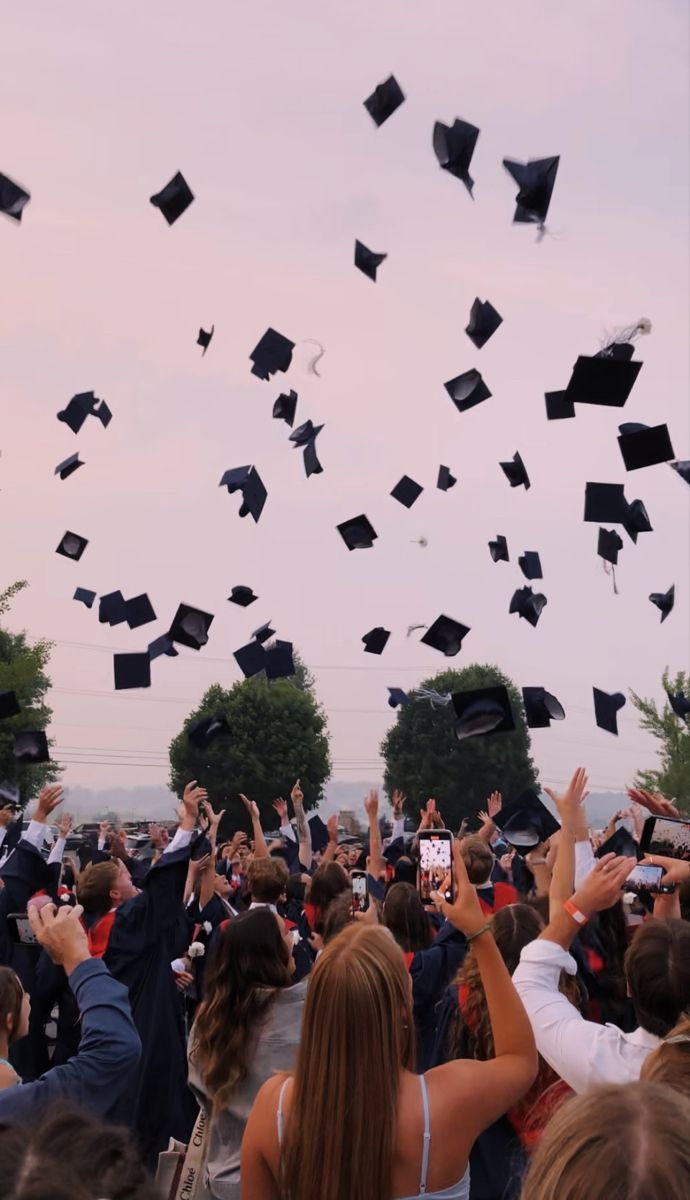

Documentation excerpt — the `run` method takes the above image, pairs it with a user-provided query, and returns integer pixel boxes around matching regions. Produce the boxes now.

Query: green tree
[381,663,537,830]
[630,669,690,812]
[168,651,331,834]
[0,581,60,806]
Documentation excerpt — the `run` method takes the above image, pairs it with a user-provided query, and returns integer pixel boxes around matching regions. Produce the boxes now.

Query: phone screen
[418,833,453,904]
[642,817,690,863]
[351,871,368,914]
[8,914,39,945]
[626,864,667,894]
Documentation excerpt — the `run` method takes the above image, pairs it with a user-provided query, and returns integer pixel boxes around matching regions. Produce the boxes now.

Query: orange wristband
[564,898,588,926]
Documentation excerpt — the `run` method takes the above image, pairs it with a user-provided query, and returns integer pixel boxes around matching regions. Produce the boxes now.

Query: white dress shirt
[513,937,659,1093]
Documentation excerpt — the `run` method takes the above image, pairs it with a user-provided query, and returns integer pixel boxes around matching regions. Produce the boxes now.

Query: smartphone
[625,863,675,895]
[640,816,690,863]
[351,869,369,914]
[418,830,454,905]
[7,913,40,946]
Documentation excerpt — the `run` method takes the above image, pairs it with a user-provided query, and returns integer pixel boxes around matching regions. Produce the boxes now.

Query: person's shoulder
[0,1062,20,1090]
[255,1071,288,1115]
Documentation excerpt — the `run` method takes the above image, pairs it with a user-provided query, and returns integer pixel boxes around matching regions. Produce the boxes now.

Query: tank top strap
[418,1073,432,1195]
[277,1077,291,1145]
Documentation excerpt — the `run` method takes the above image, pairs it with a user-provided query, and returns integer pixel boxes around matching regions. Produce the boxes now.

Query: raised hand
[99,819,111,838]
[56,811,74,839]
[630,802,646,843]
[544,767,589,829]
[364,788,379,819]
[626,787,681,820]
[487,791,503,820]
[431,840,488,938]
[202,799,225,833]
[34,785,64,824]
[188,853,211,879]
[643,852,690,888]
[148,822,165,849]
[179,780,208,828]
[28,902,90,975]
[272,797,289,824]
[391,789,406,819]
[327,813,339,844]
[240,793,260,820]
[291,779,304,808]
[570,853,636,917]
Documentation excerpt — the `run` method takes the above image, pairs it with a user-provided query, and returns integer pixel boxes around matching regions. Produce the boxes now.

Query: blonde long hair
[281,924,415,1200]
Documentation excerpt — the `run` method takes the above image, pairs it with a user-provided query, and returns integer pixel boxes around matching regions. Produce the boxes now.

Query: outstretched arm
[241,794,269,858]
[291,780,313,870]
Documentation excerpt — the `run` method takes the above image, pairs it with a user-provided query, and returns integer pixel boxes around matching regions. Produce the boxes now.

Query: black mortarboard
[421,615,470,657]
[391,475,423,508]
[219,465,267,523]
[437,465,457,491]
[234,640,267,678]
[596,825,641,861]
[56,531,88,561]
[465,299,503,349]
[489,535,509,563]
[503,156,559,225]
[188,714,230,749]
[74,587,96,609]
[57,392,94,434]
[618,422,649,436]
[593,687,626,734]
[362,627,390,655]
[545,390,575,421]
[597,528,624,565]
[13,730,50,764]
[670,460,690,484]
[510,586,547,628]
[521,687,565,729]
[308,814,330,854]
[303,439,323,478]
[452,686,515,739]
[0,172,31,221]
[649,585,674,623]
[168,603,214,650]
[249,328,295,380]
[149,171,194,225]
[518,552,543,581]
[228,586,257,608]
[264,640,295,679]
[99,591,128,626]
[432,118,480,195]
[94,399,112,428]
[290,419,322,448]
[337,514,378,550]
[618,424,674,471]
[273,390,298,427]
[667,690,690,721]
[55,453,83,481]
[252,621,276,645]
[622,497,653,543]
[197,325,214,355]
[354,239,387,282]
[383,836,408,869]
[125,594,157,630]
[495,787,560,851]
[114,653,151,691]
[565,348,642,407]
[0,783,20,806]
[0,691,20,720]
[363,74,405,126]
[387,687,409,708]
[583,482,627,524]
[147,634,178,660]
[444,369,491,413]
[500,452,530,489]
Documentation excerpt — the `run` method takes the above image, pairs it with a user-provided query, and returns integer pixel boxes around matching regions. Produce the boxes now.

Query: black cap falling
[622,497,653,544]
[125,594,157,630]
[147,634,178,660]
[249,328,295,380]
[503,156,560,225]
[58,391,111,434]
[264,640,295,680]
[432,118,480,195]
[489,535,509,563]
[521,687,565,729]
[649,585,674,623]
[495,787,560,851]
[597,528,624,565]
[670,461,690,485]
[219,465,267,523]
[74,587,97,609]
[437,466,457,491]
[421,615,470,657]
[583,482,627,524]
[565,345,642,408]
[197,326,214,355]
[510,586,547,627]
[13,730,50,764]
[391,475,423,508]
[545,390,575,421]
[518,552,543,581]
[0,171,31,221]
[114,653,151,691]
[228,586,258,608]
[234,640,267,678]
[252,621,276,645]
[149,171,194,225]
[667,690,690,721]
[593,687,626,735]
[452,686,515,739]
[362,627,390,655]
[465,299,503,349]
[56,531,88,561]
[168,603,214,650]
[354,240,387,282]
[99,592,128,626]
[444,369,491,413]
[55,453,84,481]
[387,687,409,709]
[273,390,298,427]
[337,514,378,550]
[0,691,20,720]
[500,452,530,490]
[188,714,230,749]
[302,439,323,478]
[618,424,675,471]
[363,74,405,126]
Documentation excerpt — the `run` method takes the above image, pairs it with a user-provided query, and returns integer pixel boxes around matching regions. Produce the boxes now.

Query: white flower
[202,921,213,935]
[636,318,652,335]
[188,941,205,959]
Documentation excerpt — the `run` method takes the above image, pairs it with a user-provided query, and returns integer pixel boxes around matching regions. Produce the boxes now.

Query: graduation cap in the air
[54,453,83,481]
[618,424,674,471]
[489,535,509,563]
[363,74,405,126]
[228,586,258,608]
[308,814,330,854]
[147,634,178,660]
[565,344,642,408]
[252,621,276,645]
[362,627,390,655]
[0,171,31,221]
[197,326,214,355]
[337,514,378,550]
[545,390,575,421]
[510,587,547,628]
[649,585,674,623]
[670,460,690,485]
[503,155,560,226]
[273,390,298,427]
[303,440,323,479]
[597,528,624,566]
[391,476,423,508]
[437,466,457,491]
[73,587,96,609]
[451,686,515,740]
[13,731,50,764]
[593,687,626,735]
[595,825,641,861]
[521,687,565,729]
[444,369,491,413]
[99,591,128,626]
[125,594,157,630]
[264,640,295,679]
[500,452,530,489]
[233,640,267,679]
[56,531,88,561]
[667,690,690,721]
[188,714,230,749]
[432,118,480,195]
[290,421,324,479]
[168,603,214,650]
[518,552,543,581]
[622,497,653,543]
[114,653,151,691]
[584,483,625,525]
[387,687,409,709]
[57,391,111,433]
[354,240,387,282]
[494,787,560,851]
[219,465,267,523]
[0,782,20,807]
[249,328,295,381]
[421,615,470,657]
[0,691,20,720]
[465,299,503,349]
[149,171,194,225]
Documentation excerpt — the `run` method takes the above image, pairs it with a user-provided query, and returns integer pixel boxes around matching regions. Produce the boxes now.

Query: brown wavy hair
[641,1010,690,1100]
[189,909,291,1113]
[383,882,433,953]
[0,967,23,1043]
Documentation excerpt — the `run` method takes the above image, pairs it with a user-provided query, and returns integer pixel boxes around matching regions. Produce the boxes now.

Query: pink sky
[2,0,689,797]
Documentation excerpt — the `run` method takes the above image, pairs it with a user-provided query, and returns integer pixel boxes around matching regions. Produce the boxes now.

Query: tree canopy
[630,669,690,812]
[381,662,537,830]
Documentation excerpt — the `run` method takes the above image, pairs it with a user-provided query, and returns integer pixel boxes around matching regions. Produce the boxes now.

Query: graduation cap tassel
[302,339,325,377]
[601,317,653,353]
[603,560,619,595]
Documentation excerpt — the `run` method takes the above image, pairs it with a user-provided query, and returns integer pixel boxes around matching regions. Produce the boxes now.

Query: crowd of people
[0,772,689,1200]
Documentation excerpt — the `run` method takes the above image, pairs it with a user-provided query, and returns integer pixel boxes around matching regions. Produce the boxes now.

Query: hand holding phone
[640,816,690,863]
[625,863,675,895]
[418,830,454,905]
[351,869,368,914]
